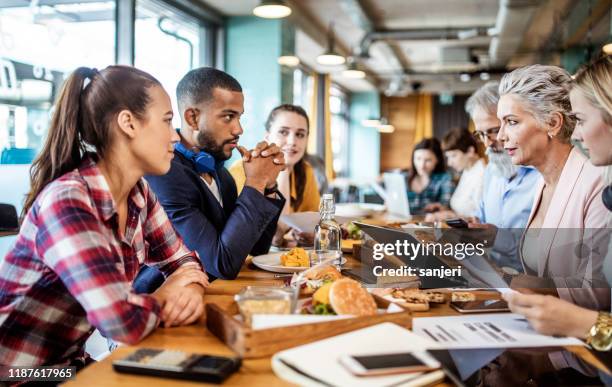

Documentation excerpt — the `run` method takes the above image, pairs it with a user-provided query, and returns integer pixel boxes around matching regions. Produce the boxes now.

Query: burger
[307,278,378,316]
[300,266,343,295]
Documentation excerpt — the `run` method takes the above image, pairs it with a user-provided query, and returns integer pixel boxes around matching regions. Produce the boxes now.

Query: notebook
[271,322,444,387]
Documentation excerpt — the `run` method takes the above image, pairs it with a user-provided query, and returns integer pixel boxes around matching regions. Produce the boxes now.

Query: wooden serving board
[206,297,412,359]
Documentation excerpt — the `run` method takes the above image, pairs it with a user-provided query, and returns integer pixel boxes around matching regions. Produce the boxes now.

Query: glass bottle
[313,194,342,266]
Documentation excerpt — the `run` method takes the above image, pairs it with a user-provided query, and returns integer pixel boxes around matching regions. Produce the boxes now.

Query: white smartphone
[338,351,441,376]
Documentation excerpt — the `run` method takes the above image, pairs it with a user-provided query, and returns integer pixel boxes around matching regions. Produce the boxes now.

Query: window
[292,66,313,119]
[330,85,349,177]
[0,1,116,167]
[135,0,202,128]
[0,1,116,225]
[0,0,220,258]
[0,1,117,261]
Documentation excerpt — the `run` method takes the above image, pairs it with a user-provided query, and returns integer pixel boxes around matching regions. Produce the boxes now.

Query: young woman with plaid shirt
[0,66,208,368]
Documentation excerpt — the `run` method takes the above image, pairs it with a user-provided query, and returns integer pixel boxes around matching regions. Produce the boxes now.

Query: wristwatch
[264,183,279,196]
[586,311,612,351]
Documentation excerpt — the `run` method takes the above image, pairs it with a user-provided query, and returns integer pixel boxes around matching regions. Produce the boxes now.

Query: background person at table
[504,57,612,369]
[425,127,485,221]
[0,66,208,368]
[143,68,286,284]
[463,81,541,271]
[497,64,609,312]
[405,138,454,215]
[230,104,320,247]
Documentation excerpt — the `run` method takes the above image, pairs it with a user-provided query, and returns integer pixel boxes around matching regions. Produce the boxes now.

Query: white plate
[251,251,347,273]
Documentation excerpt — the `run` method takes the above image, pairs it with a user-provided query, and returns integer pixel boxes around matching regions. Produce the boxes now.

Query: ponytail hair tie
[82,68,98,90]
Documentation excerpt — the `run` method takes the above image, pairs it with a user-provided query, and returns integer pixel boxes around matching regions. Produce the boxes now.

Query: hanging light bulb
[378,124,396,133]
[277,55,300,67]
[317,52,346,66]
[376,117,395,133]
[342,57,366,78]
[317,23,346,66]
[253,0,292,19]
[342,68,366,78]
[361,118,381,127]
[603,43,612,55]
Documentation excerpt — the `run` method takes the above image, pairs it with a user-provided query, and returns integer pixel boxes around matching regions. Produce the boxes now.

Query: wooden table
[0,230,18,237]
[67,256,609,386]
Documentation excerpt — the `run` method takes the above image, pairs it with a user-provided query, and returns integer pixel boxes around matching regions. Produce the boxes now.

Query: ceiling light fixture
[277,55,300,67]
[317,53,346,66]
[479,72,490,81]
[460,73,471,82]
[342,57,366,78]
[378,124,395,133]
[317,23,346,66]
[343,68,366,79]
[376,117,395,133]
[253,0,292,19]
[361,118,381,127]
[603,43,612,55]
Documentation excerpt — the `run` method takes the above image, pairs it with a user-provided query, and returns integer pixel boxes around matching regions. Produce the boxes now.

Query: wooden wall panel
[380,131,413,171]
[379,95,419,172]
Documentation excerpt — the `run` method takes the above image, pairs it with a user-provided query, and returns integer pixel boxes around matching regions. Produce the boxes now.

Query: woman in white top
[425,127,486,221]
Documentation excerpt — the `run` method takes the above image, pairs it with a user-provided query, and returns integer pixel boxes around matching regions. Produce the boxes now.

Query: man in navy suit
[140,67,285,288]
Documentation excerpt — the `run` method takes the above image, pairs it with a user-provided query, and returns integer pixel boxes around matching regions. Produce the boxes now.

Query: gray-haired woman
[497,64,608,303]
[496,64,609,376]
[500,57,612,386]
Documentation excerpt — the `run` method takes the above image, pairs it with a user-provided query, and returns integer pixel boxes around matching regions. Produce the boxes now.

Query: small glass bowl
[234,286,295,326]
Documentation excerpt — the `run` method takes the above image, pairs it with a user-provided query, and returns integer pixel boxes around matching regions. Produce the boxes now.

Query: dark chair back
[0,203,19,231]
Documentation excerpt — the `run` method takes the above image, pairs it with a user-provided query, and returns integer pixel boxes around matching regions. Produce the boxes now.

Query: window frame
[116,0,224,69]
[329,83,350,177]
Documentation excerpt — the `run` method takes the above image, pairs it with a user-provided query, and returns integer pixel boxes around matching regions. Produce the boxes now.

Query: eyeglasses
[473,127,500,142]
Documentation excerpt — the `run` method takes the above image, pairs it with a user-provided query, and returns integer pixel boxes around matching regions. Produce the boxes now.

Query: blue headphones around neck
[174,142,222,174]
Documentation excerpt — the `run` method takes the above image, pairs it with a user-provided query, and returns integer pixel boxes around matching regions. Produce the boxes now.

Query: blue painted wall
[225,16,283,163]
[348,92,380,183]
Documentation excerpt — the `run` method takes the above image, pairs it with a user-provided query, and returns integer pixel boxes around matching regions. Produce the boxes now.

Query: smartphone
[113,348,241,383]
[339,351,441,376]
[445,218,469,228]
[450,299,510,313]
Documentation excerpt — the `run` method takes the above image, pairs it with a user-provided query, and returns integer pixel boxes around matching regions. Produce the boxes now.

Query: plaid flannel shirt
[407,172,455,214]
[0,156,201,366]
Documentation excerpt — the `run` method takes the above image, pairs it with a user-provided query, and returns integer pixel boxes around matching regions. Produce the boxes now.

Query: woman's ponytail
[22,67,95,218]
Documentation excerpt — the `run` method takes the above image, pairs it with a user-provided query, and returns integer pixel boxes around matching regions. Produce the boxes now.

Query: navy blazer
[145,151,284,281]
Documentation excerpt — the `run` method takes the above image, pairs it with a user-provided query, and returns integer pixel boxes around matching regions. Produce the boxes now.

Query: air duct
[488,0,541,67]
[359,27,490,57]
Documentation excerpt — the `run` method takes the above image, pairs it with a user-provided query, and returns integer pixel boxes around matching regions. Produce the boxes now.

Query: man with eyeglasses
[465,81,540,270]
